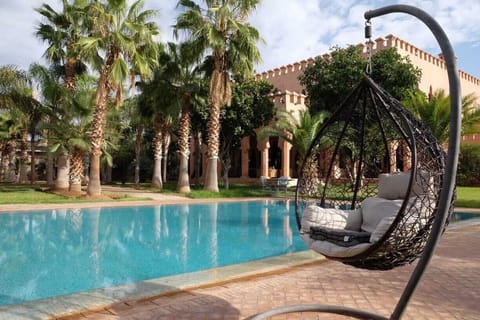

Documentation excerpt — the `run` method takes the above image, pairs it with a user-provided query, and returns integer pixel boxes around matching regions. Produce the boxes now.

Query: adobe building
[191,34,480,182]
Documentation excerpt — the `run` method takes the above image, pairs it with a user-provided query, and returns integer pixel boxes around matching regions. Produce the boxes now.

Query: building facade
[192,34,480,182]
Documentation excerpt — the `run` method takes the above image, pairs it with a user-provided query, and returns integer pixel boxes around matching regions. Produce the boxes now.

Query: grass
[169,183,279,198]
[0,183,479,209]
[0,184,143,205]
[456,186,480,208]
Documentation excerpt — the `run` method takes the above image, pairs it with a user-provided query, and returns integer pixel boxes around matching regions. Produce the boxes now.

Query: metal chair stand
[246,4,461,320]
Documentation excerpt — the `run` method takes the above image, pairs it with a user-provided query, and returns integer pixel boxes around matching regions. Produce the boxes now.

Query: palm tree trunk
[47,151,54,187]
[298,154,319,197]
[162,131,170,183]
[194,131,202,186]
[151,116,163,189]
[134,125,143,187]
[204,69,231,192]
[0,145,4,182]
[5,136,17,183]
[18,130,29,183]
[64,44,77,91]
[69,148,84,192]
[55,151,70,190]
[87,50,115,196]
[30,133,36,184]
[177,100,191,193]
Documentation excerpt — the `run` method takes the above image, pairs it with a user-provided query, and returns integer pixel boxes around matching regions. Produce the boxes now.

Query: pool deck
[1,190,480,320]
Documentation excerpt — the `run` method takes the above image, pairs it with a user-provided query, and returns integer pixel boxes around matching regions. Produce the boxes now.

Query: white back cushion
[360,197,402,233]
[378,170,432,200]
[378,172,410,200]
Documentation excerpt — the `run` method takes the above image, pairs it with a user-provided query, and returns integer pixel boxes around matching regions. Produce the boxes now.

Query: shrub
[457,144,480,186]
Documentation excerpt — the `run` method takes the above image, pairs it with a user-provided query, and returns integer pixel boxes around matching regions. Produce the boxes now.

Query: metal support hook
[365,20,373,75]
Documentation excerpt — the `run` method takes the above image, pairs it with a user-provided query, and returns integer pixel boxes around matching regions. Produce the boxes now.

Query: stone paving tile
[55,224,480,320]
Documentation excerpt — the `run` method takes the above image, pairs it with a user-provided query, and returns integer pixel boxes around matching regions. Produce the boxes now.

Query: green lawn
[0,184,141,205]
[0,183,479,209]
[456,187,480,208]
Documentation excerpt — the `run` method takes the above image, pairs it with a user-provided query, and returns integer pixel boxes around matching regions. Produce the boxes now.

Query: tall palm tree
[77,0,159,196]
[175,0,263,192]
[403,89,480,144]
[36,1,88,187]
[160,42,206,193]
[137,50,174,190]
[35,0,87,91]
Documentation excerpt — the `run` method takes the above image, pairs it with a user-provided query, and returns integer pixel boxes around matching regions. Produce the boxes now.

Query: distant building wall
[372,35,480,107]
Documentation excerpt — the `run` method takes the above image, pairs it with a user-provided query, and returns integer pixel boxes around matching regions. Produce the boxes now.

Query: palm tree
[35,0,87,91]
[36,1,88,187]
[138,41,206,191]
[175,0,263,192]
[30,64,94,191]
[77,0,159,196]
[0,65,44,184]
[160,42,206,193]
[403,89,480,144]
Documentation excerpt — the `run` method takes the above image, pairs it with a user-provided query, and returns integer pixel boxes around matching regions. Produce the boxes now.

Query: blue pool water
[0,200,306,307]
[449,211,480,224]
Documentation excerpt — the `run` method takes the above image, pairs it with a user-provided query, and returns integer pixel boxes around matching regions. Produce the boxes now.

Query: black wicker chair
[295,76,449,270]
[248,4,461,320]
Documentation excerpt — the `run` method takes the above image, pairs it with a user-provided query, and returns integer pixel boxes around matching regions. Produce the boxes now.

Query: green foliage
[220,79,275,151]
[457,144,480,186]
[175,0,263,77]
[300,45,364,115]
[370,48,422,100]
[300,45,421,115]
[403,89,480,144]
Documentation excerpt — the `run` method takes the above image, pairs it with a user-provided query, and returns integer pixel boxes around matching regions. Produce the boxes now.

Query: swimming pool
[0,200,307,307]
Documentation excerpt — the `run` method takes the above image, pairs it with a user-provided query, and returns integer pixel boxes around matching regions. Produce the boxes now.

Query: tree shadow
[1,281,240,320]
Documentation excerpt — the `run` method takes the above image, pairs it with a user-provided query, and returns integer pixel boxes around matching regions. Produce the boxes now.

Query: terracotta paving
[55,223,480,320]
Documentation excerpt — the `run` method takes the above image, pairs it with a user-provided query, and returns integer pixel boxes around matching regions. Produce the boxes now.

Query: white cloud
[0,0,478,77]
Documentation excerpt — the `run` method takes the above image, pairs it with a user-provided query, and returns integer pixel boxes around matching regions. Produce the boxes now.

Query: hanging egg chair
[248,4,461,320]
[294,75,448,270]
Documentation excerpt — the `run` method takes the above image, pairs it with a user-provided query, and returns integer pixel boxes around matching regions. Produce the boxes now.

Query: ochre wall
[257,34,480,108]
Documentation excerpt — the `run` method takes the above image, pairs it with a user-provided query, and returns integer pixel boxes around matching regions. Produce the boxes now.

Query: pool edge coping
[0,251,324,320]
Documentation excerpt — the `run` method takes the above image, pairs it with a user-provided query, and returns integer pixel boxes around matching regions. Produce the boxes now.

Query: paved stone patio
[53,223,480,320]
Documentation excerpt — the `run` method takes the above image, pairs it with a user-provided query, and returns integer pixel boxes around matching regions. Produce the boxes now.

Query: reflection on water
[0,200,306,306]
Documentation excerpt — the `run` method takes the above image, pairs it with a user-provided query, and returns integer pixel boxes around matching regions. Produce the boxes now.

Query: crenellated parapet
[257,34,480,108]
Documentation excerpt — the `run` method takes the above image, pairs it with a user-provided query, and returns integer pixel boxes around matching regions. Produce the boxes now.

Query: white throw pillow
[345,208,362,231]
[360,197,402,233]
[301,205,349,233]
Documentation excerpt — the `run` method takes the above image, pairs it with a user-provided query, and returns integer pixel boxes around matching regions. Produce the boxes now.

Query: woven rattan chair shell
[295,76,450,270]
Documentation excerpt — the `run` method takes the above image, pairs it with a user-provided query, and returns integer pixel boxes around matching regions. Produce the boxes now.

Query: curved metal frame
[248,4,461,320]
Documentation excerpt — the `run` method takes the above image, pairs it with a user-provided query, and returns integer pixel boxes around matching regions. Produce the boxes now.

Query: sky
[0,0,479,79]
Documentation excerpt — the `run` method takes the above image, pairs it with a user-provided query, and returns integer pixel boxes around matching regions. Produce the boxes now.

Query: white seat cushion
[301,205,351,233]
[305,235,372,258]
